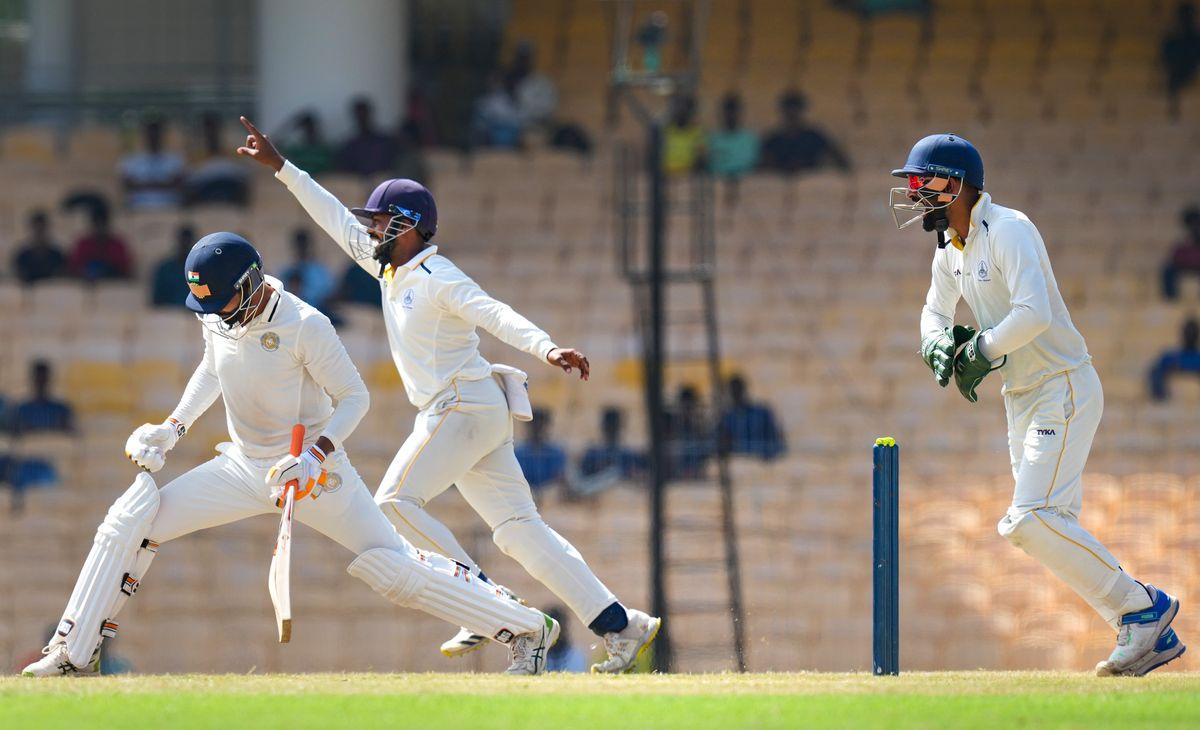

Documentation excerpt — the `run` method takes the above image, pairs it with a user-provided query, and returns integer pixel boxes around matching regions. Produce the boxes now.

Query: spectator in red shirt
[68,207,134,281]
[1162,205,1200,299]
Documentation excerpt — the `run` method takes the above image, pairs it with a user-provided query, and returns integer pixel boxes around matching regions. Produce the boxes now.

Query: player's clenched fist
[125,419,184,472]
[266,444,328,504]
[236,116,285,172]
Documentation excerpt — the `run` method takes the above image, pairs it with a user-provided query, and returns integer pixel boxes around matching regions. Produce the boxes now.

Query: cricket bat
[268,423,305,644]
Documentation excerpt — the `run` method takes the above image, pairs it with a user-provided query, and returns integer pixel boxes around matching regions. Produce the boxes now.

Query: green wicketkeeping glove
[953,330,1006,403]
[920,325,977,387]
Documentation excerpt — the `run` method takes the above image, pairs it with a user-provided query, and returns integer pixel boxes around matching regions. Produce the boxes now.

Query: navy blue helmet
[347,178,437,269]
[185,232,268,338]
[892,133,984,190]
[889,133,984,234]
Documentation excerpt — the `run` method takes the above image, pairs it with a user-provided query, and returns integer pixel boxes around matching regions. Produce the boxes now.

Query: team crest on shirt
[323,472,342,493]
[975,259,991,281]
[401,288,416,310]
[260,332,280,352]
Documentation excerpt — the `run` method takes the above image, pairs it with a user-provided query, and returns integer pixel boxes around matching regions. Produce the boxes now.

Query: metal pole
[646,119,671,673]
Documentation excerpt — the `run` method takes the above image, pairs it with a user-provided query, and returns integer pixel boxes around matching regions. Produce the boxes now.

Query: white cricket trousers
[375,374,618,625]
[996,363,1150,628]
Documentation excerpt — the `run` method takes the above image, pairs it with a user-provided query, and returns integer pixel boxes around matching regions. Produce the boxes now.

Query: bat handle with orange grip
[274,424,306,509]
[286,423,306,491]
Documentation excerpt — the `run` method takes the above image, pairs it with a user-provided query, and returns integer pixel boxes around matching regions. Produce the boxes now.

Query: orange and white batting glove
[267,443,328,505]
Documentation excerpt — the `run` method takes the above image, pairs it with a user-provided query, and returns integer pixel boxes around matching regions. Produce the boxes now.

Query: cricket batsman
[22,232,559,676]
[237,116,659,673]
[892,133,1185,676]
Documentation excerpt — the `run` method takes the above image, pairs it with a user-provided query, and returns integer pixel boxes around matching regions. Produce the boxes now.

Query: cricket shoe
[591,609,662,674]
[1095,584,1180,676]
[22,643,100,677]
[442,583,526,658]
[505,613,560,675]
[1116,628,1187,677]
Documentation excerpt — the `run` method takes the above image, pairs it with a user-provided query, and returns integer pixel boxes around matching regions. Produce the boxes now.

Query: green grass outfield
[2,672,1199,729]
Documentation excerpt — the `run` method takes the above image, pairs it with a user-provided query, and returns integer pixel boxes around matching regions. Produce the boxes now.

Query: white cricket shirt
[276,161,558,409]
[169,276,370,458]
[920,193,1090,394]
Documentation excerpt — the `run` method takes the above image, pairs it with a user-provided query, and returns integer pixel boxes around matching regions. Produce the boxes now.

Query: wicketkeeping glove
[267,443,328,504]
[920,325,976,387]
[953,329,1006,403]
[125,419,185,473]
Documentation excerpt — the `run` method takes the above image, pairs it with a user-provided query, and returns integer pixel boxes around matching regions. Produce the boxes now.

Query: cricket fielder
[892,133,1185,676]
[22,233,558,676]
[238,116,659,673]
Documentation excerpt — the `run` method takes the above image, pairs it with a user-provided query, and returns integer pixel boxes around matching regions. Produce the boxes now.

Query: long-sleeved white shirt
[169,276,370,458]
[276,161,558,409]
[920,193,1090,394]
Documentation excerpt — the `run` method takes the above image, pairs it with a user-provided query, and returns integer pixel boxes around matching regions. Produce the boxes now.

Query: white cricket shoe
[1116,628,1187,677]
[22,643,100,677]
[591,609,662,674]
[1096,585,1180,676]
[505,614,560,675]
[442,582,525,658]
[441,627,488,657]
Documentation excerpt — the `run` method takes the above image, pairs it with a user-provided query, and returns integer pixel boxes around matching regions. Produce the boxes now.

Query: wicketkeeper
[893,133,1184,676]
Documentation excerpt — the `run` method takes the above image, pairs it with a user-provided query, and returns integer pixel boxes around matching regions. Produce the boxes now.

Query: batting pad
[348,547,543,642]
[59,473,160,666]
[492,517,617,625]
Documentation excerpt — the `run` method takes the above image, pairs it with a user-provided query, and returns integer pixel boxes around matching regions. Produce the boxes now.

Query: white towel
[491,364,534,421]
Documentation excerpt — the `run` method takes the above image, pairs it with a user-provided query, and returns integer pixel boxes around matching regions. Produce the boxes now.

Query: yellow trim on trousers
[1031,510,1118,572]
[1042,371,1076,507]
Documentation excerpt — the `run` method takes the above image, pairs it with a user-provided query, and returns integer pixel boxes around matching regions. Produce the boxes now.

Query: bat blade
[268,424,305,643]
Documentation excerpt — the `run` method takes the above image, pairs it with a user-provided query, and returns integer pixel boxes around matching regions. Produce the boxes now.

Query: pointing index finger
[240,115,264,138]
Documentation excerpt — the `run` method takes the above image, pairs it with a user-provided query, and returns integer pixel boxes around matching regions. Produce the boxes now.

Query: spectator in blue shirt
[708,93,759,180]
[338,260,382,307]
[12,210,68,286]
[12,361,75,436]
[515,408,567,491]
[280,229,336,312]
[580,407,645,480]
[719,374,786,461]
[150,225,195,308]
[1150,318,1200,400]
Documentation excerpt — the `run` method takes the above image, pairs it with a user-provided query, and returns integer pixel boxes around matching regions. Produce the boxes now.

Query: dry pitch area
[3,671,1199,729]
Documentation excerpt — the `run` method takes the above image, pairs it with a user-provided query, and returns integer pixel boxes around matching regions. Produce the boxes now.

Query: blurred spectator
[665,385,711,480]
[151,225,196,308]
[664,94,704,175]
[403,86,438,149]
[719,375,786,461]
[1150,318,1200,400]
[338,261,382,307]
[1163,1,1200,117]
[12,210,67,285]
[282,111,335,176]
[68,207,134,281]
[515,408,568,490]
[544,606,588,672]
[472,73,524,149]
[11,361,74,435]
[337,97,399,176]
[185,112,249,206]
[1161,205,1200,299]
[279,229,335,311]
[506,41,558,131]
[119,117,185,210]
[636,10,669,73]
[761,90,851,175]
[707,93,759,181]
[580,407,646,479]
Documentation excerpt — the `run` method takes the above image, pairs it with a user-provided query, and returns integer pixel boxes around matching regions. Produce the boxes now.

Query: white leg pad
[59,473,160,666]
[492,517,617,625]
[998,506,1144,627]
[348,547,543,643]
